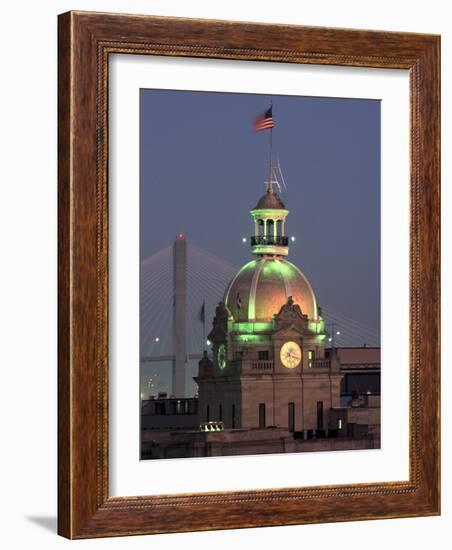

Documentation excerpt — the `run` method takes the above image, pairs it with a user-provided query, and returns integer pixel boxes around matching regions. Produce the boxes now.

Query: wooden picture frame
[58,11,440,538]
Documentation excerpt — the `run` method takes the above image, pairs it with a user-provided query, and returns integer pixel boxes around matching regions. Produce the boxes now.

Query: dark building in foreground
[141,395,199,431]
[334,347,381,404]
[141,183,380,460]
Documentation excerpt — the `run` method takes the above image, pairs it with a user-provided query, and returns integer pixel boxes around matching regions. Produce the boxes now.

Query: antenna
[265,160,287,196]
[276,159,288,191]
[270,166,282,194]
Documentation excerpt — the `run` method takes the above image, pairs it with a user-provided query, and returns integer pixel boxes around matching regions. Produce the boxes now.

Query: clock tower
[196,182,342,434]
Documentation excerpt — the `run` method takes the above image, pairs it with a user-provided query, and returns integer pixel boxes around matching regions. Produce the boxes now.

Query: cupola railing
[251,235,289,246]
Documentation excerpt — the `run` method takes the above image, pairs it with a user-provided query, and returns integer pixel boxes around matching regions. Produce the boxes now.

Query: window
[288,402,295,432]
[317,401,324,429]
[232,404,236,428]
[266,219,274,239]
[308,350,315,368]
[259,403,266,429]
[206,405,210,422]
[219,404,223,421]
[258,350,269,361]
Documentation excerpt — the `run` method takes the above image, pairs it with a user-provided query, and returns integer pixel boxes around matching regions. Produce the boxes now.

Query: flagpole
[268,101,273,193]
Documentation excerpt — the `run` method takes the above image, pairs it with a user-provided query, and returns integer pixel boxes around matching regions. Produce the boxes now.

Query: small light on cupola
[242,237,247,243]
[291,236,296,242]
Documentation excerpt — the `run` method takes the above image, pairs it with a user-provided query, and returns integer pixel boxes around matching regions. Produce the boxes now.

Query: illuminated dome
[224,257,318,323]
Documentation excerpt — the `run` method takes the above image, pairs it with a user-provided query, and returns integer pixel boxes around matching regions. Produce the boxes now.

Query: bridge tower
[172,234,187,397]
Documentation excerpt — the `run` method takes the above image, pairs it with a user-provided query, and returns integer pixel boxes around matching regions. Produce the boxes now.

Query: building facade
[195,184,344,434]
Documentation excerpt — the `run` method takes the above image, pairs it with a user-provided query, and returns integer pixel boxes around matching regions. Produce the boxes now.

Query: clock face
[280,341,302,369]
[218,344,227,370]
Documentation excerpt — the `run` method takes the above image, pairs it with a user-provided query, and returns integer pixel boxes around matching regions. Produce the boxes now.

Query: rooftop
[254,189,286,210]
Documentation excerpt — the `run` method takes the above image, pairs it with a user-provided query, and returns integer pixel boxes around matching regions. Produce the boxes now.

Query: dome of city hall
[224,257,318,323]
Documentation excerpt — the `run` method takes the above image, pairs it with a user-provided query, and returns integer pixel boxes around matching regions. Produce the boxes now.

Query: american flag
[254,106,274,131]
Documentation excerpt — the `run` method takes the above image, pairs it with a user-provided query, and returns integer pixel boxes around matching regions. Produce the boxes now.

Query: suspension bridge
[140,236,380,399]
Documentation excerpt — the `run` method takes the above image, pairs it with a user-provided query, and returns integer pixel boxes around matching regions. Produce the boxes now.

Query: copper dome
[224,258,318,322]
[253,190,286,210]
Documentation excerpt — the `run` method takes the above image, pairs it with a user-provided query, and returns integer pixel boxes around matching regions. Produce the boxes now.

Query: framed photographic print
[58,11,440,538]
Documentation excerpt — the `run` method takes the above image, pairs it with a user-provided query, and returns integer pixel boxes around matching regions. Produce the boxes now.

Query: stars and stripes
[254,106,274,132]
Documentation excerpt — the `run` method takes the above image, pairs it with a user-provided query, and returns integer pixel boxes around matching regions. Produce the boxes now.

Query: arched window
[266,219,274,239]
[258,219,265,237]
[276,219,283,237]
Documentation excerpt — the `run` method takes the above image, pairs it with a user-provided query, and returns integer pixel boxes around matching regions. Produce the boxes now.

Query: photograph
[139,89,381,460]
[0,0,444,544]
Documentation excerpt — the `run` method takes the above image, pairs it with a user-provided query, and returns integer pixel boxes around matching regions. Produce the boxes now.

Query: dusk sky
[140,89,381,337]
